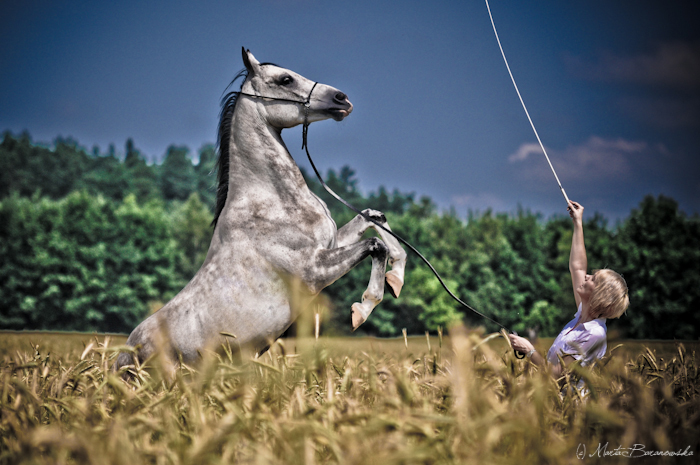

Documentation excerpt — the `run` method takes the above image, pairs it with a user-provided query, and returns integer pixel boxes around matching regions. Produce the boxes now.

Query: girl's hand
[567,200,584,222]
[508,334,535,355]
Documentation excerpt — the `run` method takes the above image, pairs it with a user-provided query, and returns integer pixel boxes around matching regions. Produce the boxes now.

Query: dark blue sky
[2,1,698,221]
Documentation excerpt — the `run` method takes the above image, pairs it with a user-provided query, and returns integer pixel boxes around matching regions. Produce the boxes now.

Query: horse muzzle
[323,89,351,120]
[327,106,352,121]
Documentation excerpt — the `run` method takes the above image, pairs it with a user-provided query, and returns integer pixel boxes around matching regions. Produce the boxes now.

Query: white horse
[115,49,406,368]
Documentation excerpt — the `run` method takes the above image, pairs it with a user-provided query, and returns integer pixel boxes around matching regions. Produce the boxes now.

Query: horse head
[240,48,352,129]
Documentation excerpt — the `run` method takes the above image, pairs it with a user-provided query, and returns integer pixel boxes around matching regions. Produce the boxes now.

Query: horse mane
[212,63,281,228]
[212,68,248,227]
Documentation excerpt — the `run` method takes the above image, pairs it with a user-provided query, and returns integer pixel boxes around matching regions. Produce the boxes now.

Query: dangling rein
[237,81,524,357]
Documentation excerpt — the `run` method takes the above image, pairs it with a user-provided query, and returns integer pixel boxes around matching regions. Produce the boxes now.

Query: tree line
[1,131,698,339]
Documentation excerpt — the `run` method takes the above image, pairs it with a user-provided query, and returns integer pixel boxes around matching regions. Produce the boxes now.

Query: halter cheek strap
[234,81,319,151]
[302,82,318,151]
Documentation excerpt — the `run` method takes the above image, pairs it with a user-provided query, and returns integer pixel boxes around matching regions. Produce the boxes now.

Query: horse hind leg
[351,237,389,330]
[336,209,407,298]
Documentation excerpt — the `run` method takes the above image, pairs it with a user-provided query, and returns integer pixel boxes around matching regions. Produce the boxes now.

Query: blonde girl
[509,201,629,377]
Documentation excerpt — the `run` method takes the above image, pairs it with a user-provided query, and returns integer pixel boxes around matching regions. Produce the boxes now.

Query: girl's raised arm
[568,201,587,308]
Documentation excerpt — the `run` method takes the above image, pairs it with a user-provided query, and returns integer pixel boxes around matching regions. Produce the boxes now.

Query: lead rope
[301,120,519,341]
[238,84,523,356]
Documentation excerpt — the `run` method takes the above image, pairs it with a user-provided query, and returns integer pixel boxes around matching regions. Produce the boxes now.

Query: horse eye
[279,75,293,86]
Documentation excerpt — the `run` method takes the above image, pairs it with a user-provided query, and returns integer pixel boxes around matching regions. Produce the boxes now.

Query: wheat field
[1,329,698,464]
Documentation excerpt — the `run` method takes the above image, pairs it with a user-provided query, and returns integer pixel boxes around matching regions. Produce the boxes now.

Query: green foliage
[0,132,90,199]
[195,144,217,209]
[1,132,698,339]
[0,192,181,333]
[613,195,700,339]
[404,266,462,330]
[170,193,214,281]
[123,138,161,201]
[80,152,131,200]
[514,300,561,336]
[368,185,416,215]
[160,145,197,201]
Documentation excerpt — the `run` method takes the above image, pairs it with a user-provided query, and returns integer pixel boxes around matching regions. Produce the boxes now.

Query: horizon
[3,128,685,227]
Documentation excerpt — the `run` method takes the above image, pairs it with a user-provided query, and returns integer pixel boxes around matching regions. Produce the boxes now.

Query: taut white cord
[485,0,570,205]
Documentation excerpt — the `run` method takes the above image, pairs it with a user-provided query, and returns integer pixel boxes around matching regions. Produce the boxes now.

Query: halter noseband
[235,81,318,150]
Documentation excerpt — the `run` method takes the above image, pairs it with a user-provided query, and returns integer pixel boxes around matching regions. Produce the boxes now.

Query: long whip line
[484,0,570,205]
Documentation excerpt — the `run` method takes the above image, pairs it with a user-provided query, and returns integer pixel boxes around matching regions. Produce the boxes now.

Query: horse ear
[241,48,261,76]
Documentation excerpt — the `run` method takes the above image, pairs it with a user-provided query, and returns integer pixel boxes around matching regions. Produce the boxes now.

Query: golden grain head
[0,332,698,465]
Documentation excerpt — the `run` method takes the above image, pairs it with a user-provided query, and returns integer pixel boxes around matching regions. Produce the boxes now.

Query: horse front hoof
[351,303,367,331]
[385,270,404,298]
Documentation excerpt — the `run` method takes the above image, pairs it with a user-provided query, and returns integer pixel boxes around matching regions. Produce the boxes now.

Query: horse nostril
[334,92,347,103]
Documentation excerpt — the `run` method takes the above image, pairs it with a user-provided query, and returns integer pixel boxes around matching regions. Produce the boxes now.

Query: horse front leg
[305,237,389,331]
[336,209,407,298]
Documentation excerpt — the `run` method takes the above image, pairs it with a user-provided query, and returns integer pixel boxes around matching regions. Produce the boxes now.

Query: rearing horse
[115,49,406,368]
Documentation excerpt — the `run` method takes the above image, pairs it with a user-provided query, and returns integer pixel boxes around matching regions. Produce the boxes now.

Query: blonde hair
[589,269,629,319]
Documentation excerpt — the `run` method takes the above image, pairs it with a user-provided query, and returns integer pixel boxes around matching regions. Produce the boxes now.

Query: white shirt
[547,303,607,367]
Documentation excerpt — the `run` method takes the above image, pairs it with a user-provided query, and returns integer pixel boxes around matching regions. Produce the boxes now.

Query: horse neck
[227,101,308,200]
